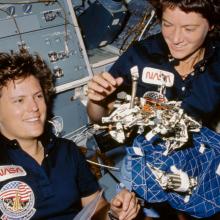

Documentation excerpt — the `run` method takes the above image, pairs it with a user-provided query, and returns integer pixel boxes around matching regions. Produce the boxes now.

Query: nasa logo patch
[0,166,26,182]
[142,67,174,87]
[0,181,36,219]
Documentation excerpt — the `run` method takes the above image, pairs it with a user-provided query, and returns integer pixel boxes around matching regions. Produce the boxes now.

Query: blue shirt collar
[0,124,56,157]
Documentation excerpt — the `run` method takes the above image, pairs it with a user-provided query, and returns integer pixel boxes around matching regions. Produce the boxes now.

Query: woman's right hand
[87,72,123,102]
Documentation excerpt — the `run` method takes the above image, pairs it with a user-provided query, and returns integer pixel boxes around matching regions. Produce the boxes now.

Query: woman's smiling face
[0,75,47,142]
[161,6,212,60]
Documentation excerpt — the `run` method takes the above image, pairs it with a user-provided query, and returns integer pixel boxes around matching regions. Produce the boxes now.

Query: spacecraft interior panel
[0,0,92,91]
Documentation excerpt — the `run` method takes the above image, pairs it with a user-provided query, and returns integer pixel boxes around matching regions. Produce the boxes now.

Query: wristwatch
[108,210,119,220]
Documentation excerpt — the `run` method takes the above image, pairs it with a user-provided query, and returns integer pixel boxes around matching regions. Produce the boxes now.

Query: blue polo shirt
[0,132,100,219]
[109,33,220,129]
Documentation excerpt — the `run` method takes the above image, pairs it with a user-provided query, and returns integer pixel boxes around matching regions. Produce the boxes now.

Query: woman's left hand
[110,189,140,220]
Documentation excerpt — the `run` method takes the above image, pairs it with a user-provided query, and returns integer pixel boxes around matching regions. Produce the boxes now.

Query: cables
[0,0,57,4]
[138,9,156,41]
[63,124,94,143]
[86,159,120,171]
[0,0,71,55]
[0,8,25,51]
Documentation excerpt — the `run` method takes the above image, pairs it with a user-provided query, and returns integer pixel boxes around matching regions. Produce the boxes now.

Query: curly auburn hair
[149,0,220,38]
[0,51,54,103]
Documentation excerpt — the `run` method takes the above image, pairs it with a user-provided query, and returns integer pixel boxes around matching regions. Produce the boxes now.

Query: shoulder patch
[142,67,174,87]
[0,181,36,219]
[0,166,26,182]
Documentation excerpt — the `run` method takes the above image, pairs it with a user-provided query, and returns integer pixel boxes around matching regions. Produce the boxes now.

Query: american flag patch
[0,181,35,219]
[0,181,31,202]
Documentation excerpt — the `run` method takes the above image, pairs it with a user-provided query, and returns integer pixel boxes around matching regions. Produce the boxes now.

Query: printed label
[0,166,26,182]
[142,67,174,87]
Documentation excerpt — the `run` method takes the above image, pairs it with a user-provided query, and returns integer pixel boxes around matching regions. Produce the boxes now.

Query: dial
[6,6,15,16]
[23,4,32,14]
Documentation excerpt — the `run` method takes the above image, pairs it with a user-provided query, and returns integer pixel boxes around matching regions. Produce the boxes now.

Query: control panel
[0,0,92,92]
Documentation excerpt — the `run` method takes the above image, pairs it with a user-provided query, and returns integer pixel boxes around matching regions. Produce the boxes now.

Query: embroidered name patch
[142,67,174,87]
[0,181,36,219]
[0,166,26,182]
